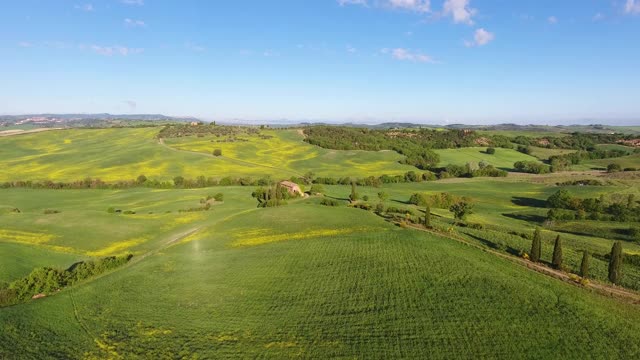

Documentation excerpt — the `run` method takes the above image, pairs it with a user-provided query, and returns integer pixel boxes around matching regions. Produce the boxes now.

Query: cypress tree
[530,228,542,262]
[552,235,563,269]
[608,241,623,284]
[580,251,590,278]
[349,182,358,202]
[424,205,431,228]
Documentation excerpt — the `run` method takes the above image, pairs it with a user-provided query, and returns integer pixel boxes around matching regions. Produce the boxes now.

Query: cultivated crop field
[1,125,640,358]
[3,202,640,358]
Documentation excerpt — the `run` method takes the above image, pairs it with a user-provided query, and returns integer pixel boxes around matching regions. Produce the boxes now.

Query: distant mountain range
[0,114,199,127]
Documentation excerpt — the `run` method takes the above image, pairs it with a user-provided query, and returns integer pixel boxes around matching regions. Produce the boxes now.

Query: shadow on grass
[502,212,547,224]
[511,197,547,208]
[464,233,524,257]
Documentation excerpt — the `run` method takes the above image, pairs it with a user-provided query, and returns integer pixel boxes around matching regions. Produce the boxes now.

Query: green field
[434,147,540,169]
[527,146,576,161]
[2,127,640,358]
[2,198,640,358]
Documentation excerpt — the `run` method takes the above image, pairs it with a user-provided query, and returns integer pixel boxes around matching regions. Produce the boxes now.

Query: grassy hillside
[0,128,415,182]
[2,202,640,358]
[434,147,541,170]
[164,129,415,177]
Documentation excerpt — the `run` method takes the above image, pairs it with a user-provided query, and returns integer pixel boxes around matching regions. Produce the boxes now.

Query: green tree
[530,228,542,262]
[309,184,325,194]
[607,163,622,173]
[580,251,590,278]
[449,201,474,222]
[552,235,563,269]
[608,241,623,284]
[486,147,496,155]
[424,205,431,228]
[547,189,572,209]
[377,191,389,201]
[136,174,147,184]
[349,182,359,202]
[173,176,185,187]
[212,149,222,156]
[627,194,636,208]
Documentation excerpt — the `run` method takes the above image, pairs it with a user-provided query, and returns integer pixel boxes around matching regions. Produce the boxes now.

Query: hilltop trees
[608,242,623,284]
[552,235,563,269]
[530,228,542,263]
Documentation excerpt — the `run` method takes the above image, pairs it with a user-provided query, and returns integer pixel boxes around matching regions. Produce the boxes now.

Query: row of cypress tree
[530,228,624,284]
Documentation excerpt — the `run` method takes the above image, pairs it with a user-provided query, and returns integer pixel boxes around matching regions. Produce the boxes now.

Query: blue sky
[1,0,639,124]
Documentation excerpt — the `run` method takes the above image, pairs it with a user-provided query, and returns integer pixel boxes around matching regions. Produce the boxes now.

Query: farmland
[0,128,414,182]
[433,146,539,169]
[1,125,640,358]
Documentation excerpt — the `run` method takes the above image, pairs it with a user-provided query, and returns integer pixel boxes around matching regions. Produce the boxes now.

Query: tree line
[546,189,640,222]
[528,229,624,285]
[0,255,132,307]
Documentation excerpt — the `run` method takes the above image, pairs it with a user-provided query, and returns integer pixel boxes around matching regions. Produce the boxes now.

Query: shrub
[607,163,622,173]
[486,147,496,155]
[309,184,325,194]
[320,198,340,207]
[362,195,369,202]
[214,193,224,201]
[43,209,60,215]
[212,149,223,156]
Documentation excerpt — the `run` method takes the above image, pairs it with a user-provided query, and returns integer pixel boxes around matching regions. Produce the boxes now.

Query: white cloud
[185,42,205,52]
[625,0,640,14]
[337,0,429,12]
[263,49,280,57]
[464,28,494,47]
[75,3,94,12]
[346,44,357,53]
[388,0,430,12]
[18,41,33,48]
[548,16,558,24]
[121,0,144,5]
[90,45,143,56]
[443,0,476,25]
[338,0,368,6]
[593,13,605,21]
[125,18,146,27]
[382,48,434,63]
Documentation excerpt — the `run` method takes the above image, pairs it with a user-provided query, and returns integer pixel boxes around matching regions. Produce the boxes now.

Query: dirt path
[406,223,640,304]
[0,128,63,137]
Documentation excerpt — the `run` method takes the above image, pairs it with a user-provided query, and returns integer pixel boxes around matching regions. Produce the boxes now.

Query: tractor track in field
[156,137,306,177]
[406,223,640,305]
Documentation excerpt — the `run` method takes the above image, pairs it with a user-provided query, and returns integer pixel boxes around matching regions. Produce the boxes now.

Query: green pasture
[0,187,259,281]
[527,146,575,161]
[573,153,640,170]
[434,147,541,169]
[2,202,640,358]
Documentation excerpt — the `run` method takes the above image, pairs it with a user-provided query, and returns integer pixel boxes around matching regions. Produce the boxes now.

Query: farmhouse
[279,180,303,196]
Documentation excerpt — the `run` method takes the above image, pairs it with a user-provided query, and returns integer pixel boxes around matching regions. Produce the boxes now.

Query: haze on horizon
[2,0,640,125]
